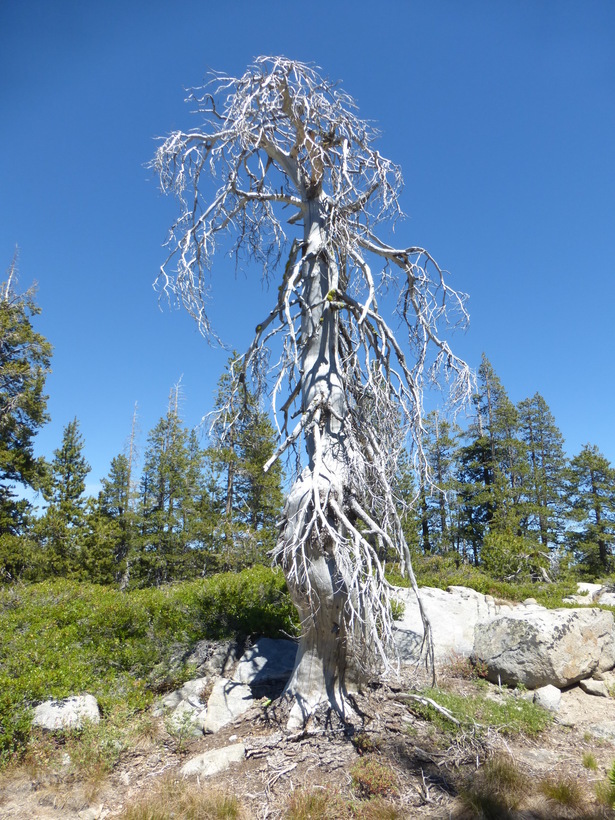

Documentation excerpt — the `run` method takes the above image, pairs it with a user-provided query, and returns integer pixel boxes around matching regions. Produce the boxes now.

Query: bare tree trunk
[154,56,473,730]
[280,198,360,726]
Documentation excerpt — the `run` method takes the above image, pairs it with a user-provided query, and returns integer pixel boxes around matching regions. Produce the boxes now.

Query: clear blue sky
[2,0,614,500]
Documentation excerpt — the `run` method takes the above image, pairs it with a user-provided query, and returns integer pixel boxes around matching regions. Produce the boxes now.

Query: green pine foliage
[207,355,284,571]
[135,405,208,586]
[517,393,566,551]
[82,454,136,585]
[564,444,615,574]
[35,418,91,577]
[0,258,51,573]
[420,411,461,554]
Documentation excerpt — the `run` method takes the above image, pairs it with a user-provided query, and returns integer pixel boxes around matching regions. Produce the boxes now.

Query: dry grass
[118,776,243,819]
[282,786,403,819]
[539,774,585,810]
[457,754,527,819]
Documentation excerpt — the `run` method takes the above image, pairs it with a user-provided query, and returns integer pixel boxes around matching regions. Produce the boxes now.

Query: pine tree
[421,411,460,554]
[38,418,90,575]
[517,393,566,551]
[136,390,207,585]
[564,444,615,575]
[457,356,528,563]
[207,356,284,569]
[82,453,135,584]
[0,255,52,537]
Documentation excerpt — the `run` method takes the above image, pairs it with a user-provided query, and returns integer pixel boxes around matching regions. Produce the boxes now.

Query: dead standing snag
[154,56,471,728]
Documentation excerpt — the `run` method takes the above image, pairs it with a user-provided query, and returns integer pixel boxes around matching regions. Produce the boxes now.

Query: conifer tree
[136,390,207,585]
[457,356,528,563]
[38,418,90,575]
[0,255,51,538]
[564,444,615,575]
[517,393,566,551]
[83,453,135,584]
[421,411,460,554]
[208,356,284,569]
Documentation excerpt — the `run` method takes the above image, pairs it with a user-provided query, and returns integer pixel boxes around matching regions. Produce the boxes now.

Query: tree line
[1,257,284,586]
[2,259,614,588]
[409,355,615,580]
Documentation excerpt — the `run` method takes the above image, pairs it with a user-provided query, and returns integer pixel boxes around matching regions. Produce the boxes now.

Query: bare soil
[2,669,615,819]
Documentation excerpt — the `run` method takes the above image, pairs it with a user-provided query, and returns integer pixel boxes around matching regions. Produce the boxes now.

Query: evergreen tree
[421,411,460,554]
[136,390,207,585]
[0,256,52,537]
[564,444,615,575]
[38,418,90,575]
[208,357,284,569]
[394,450,421,561]
[457,356,528,563]
[82,453,136,585]
[517,393,566,551]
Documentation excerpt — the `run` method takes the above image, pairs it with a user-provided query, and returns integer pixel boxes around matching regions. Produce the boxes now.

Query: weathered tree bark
[278,197,361,725]
[153,57,472,728]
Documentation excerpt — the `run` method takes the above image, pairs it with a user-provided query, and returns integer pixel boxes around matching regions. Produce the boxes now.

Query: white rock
[564,583,604,606]
[32,695,100,731]
[580,678,610,698]
[202,678,253,733]
[233,638,297,685]
[578,582,604,597]
[472,607,615,689]
[393,585,508,663]
[167,700,207,737]
[181,743,245,778]
[586,721,615,741]
[533,685,561,712]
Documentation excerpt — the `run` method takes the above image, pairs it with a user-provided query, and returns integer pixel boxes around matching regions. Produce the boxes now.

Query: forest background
[2,0,615,587]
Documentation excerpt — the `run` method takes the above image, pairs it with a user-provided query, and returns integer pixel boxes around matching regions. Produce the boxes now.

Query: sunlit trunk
[280,197,360,727]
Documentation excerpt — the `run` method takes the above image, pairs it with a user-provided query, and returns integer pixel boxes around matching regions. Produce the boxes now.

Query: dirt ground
[2,670,615,819]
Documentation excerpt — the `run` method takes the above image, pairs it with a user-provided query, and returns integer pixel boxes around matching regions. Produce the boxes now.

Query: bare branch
[153,56,471,724]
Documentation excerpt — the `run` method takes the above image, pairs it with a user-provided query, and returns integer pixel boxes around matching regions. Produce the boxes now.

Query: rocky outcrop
[156,637,298,735]
[472,607,615,689]
[202,679,254,733]
[393,585,513,663]
[233,638,297,686]
[32,695,100,731]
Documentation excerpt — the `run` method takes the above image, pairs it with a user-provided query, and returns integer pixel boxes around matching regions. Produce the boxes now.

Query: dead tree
[153,56,471,728]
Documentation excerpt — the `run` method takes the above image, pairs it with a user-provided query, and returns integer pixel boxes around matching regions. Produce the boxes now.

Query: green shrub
[0,566,297,764]
[480,531,547,582]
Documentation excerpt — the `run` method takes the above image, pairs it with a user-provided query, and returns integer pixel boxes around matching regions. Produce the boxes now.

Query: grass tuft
[539,774,584,809]
[459,754,526,819]
[119,777,243,819]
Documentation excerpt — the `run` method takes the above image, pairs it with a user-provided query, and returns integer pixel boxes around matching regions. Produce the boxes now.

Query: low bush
[0,566,297,764]
[350,756,398,799]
